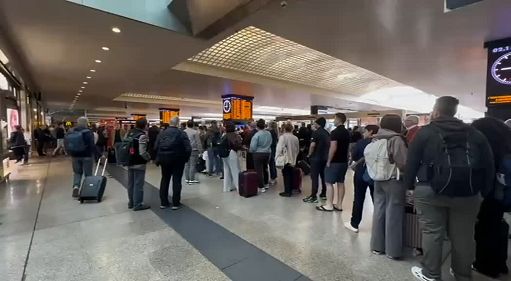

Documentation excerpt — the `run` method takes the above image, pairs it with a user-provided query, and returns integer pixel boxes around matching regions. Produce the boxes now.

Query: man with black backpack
[66,117,96,198]
[406,96,495,281]
[125,118,151,211]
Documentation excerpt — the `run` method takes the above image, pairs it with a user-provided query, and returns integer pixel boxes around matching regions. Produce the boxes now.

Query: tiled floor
[0,157,508,281]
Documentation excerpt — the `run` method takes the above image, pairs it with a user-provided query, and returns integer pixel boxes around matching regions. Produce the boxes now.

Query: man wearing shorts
[317,113,350,212]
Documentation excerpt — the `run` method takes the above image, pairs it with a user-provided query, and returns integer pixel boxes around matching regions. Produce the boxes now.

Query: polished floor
[0,156,508,281]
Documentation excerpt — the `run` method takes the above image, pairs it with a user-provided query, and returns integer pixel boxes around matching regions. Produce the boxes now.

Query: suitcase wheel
[97,198,102,203]
[80,199,84,204]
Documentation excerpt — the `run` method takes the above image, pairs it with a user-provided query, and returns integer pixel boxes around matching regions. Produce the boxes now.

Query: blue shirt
[250,130,272,153]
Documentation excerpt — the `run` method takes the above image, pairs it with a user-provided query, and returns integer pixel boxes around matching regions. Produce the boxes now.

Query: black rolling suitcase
[79,157,107,203]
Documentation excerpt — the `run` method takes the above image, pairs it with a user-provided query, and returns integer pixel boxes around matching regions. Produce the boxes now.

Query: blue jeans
[72,157,93,188]
[269,148,277,180]
[128,167,146,208]
[207,148,223,175]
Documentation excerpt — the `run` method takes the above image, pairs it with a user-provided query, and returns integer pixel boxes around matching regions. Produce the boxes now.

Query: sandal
[316,205,334,212]
[333,206,343,212]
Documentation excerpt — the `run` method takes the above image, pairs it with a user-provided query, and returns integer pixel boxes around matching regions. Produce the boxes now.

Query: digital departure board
[131,114,146,121]
[222,95,253,121]
[485,38,511,107]
[159,108,179,124]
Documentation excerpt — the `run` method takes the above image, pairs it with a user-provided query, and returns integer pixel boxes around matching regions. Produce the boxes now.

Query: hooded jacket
[372,128,408,173]
[404,116,495,197]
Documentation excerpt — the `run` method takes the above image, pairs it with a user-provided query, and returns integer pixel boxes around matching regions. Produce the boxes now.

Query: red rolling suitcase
[239,171,258,198]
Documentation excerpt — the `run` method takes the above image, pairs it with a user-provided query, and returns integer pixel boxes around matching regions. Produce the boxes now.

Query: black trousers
[282,164,294,194]
[159,160,185,207]
[350,170,374,228]
[13,146,28,163]
[37,140,45,156]
[253,153,270,189]
[310,158,326,198]
[246,152,254,170]
[474,197,508,277]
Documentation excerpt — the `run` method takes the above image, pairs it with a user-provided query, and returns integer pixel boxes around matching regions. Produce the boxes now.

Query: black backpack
[428,125,485,197]
[217,135,230,158]
[117,131,143,166]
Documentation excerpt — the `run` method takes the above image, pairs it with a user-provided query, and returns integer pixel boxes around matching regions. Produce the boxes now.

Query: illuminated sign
[159,108,179,124]
[485,38,511,107]
[222,95,253,121]
[488,95,511,105]
[131,114,146,120]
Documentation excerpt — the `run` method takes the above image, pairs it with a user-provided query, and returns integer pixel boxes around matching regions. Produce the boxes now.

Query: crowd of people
[59,95,511,281]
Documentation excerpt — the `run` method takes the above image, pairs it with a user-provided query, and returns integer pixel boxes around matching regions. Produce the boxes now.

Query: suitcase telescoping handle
[94,156,108,177]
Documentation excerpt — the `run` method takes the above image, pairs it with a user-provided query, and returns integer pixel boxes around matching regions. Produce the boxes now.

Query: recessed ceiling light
[90,69,96,72]
[95,59,102,63]
[81,86,85,89]
[83,81,88,84]
[77,93,81,96]
[101,46,110,51]
[86,76,92,79]
[78,90,83,93]
[112,27,121,33]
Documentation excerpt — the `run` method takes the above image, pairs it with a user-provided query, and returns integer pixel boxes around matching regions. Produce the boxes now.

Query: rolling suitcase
[79,157,107,203]
[239,171,258,198]
[292,167,303,193]
[404,204,422,250]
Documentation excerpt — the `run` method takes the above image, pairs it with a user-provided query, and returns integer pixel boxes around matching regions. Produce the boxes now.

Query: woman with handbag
[275,123,300,197]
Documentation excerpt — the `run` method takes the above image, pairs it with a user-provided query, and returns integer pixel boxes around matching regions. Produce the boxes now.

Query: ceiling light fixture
[78,90,83,93]
[83,81,88,84]
[101,46,110,51]
[112,27,121,33]
[86,76,92,79]
[95,59,102,63]
[81,86,85,89]
[90,69,96,72]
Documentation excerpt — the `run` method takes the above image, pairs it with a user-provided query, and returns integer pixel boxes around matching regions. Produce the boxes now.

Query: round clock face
[492,52,511,85]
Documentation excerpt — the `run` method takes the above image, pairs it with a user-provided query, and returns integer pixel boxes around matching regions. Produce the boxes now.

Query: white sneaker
[259,188,267,193]
[411,266,436,281]
[344,221,359,233]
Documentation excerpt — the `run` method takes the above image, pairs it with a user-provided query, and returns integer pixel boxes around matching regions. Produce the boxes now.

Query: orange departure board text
[131,114,146,121]
[488,95,511,105]
[222,95,253,121]
[159,108,180,124]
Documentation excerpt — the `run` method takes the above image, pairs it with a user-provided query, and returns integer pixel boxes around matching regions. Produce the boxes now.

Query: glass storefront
[0,61,41,180]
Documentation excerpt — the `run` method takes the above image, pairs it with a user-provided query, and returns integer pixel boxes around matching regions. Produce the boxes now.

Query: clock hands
[501,67,511,71]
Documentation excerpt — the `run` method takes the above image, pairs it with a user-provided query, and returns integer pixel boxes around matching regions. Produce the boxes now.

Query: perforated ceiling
[188,26,403,96]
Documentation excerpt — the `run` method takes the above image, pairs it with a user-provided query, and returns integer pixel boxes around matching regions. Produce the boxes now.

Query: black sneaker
[133,205,151,211]
[72,187,80,198]
[171,205,183,211]
[128,204,134,209]
[160,205,170,209]
[303,196,318,203]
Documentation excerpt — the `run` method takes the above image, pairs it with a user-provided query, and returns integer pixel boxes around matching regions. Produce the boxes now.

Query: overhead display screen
[159,108,179,124]
[222,95,253,121]
[486,38,511,107]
